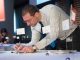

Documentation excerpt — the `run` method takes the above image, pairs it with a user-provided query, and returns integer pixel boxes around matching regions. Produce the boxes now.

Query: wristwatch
[32,45,37,52]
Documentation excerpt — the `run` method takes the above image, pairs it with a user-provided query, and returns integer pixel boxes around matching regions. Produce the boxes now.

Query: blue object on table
[50,40,56,48]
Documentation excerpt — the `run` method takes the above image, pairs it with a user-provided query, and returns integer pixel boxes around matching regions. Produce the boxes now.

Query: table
[0,50,80,60]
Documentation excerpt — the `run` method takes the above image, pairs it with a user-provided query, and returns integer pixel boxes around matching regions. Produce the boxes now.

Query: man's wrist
[32,45,37,52]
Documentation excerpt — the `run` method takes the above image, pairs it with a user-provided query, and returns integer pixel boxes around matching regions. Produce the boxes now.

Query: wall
[0,0,14,35]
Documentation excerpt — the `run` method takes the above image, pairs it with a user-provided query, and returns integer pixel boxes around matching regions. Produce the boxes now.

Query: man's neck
[38,12,42,22]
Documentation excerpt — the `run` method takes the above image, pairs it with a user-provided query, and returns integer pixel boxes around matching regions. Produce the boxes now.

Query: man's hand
[72,20,80,25]
[75,20,80,25]
[13,44,35,53]
[20,46,35,53]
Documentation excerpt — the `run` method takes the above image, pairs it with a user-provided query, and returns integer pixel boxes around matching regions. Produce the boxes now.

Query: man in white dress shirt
[14,4,77,53]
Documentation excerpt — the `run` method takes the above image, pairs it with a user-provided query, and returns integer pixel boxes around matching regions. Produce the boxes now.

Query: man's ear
[34,12,39,17]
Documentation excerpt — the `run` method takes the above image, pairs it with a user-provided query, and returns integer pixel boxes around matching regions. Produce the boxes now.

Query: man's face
[22,12,39,27]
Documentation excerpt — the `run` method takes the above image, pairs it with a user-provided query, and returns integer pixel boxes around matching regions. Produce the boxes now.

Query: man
[14,4,77,53]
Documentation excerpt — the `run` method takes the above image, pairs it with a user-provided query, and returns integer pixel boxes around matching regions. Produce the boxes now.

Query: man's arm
[23,23,41,46]
[13,23,41,52]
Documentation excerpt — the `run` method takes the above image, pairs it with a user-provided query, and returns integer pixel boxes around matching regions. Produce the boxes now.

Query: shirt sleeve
[24,23,41,46]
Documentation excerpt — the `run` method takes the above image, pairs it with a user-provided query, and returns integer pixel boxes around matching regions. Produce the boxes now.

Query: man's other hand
[13,44,35,53]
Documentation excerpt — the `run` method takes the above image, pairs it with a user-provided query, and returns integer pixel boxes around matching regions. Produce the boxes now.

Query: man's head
[22,5,41,27]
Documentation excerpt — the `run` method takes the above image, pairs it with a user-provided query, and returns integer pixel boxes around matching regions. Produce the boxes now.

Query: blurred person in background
[0,28,10,44]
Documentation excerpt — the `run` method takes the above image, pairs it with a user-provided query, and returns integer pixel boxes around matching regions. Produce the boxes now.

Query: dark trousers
[56,26,80,50]
[44,26,80,50]
[45,39,66,50]
[71,26,80,51]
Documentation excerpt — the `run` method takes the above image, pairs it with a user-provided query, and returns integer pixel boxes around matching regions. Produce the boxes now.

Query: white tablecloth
[0,50,80,60]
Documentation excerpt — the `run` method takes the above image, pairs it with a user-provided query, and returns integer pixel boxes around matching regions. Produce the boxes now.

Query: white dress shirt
[34,4,77,49]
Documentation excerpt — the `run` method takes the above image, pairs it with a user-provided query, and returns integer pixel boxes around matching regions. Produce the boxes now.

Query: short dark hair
[22,5,39,16]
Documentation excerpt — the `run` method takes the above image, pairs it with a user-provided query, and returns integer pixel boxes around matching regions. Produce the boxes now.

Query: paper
[62,19,70,30]
[42,25,50,34]
[16,28,25,35]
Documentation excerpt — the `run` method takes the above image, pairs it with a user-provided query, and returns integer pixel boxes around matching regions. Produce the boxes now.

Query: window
[37,0,50,5]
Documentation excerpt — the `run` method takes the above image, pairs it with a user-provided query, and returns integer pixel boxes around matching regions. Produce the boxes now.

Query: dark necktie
[39,22,56,49]
[39,22,46,39]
